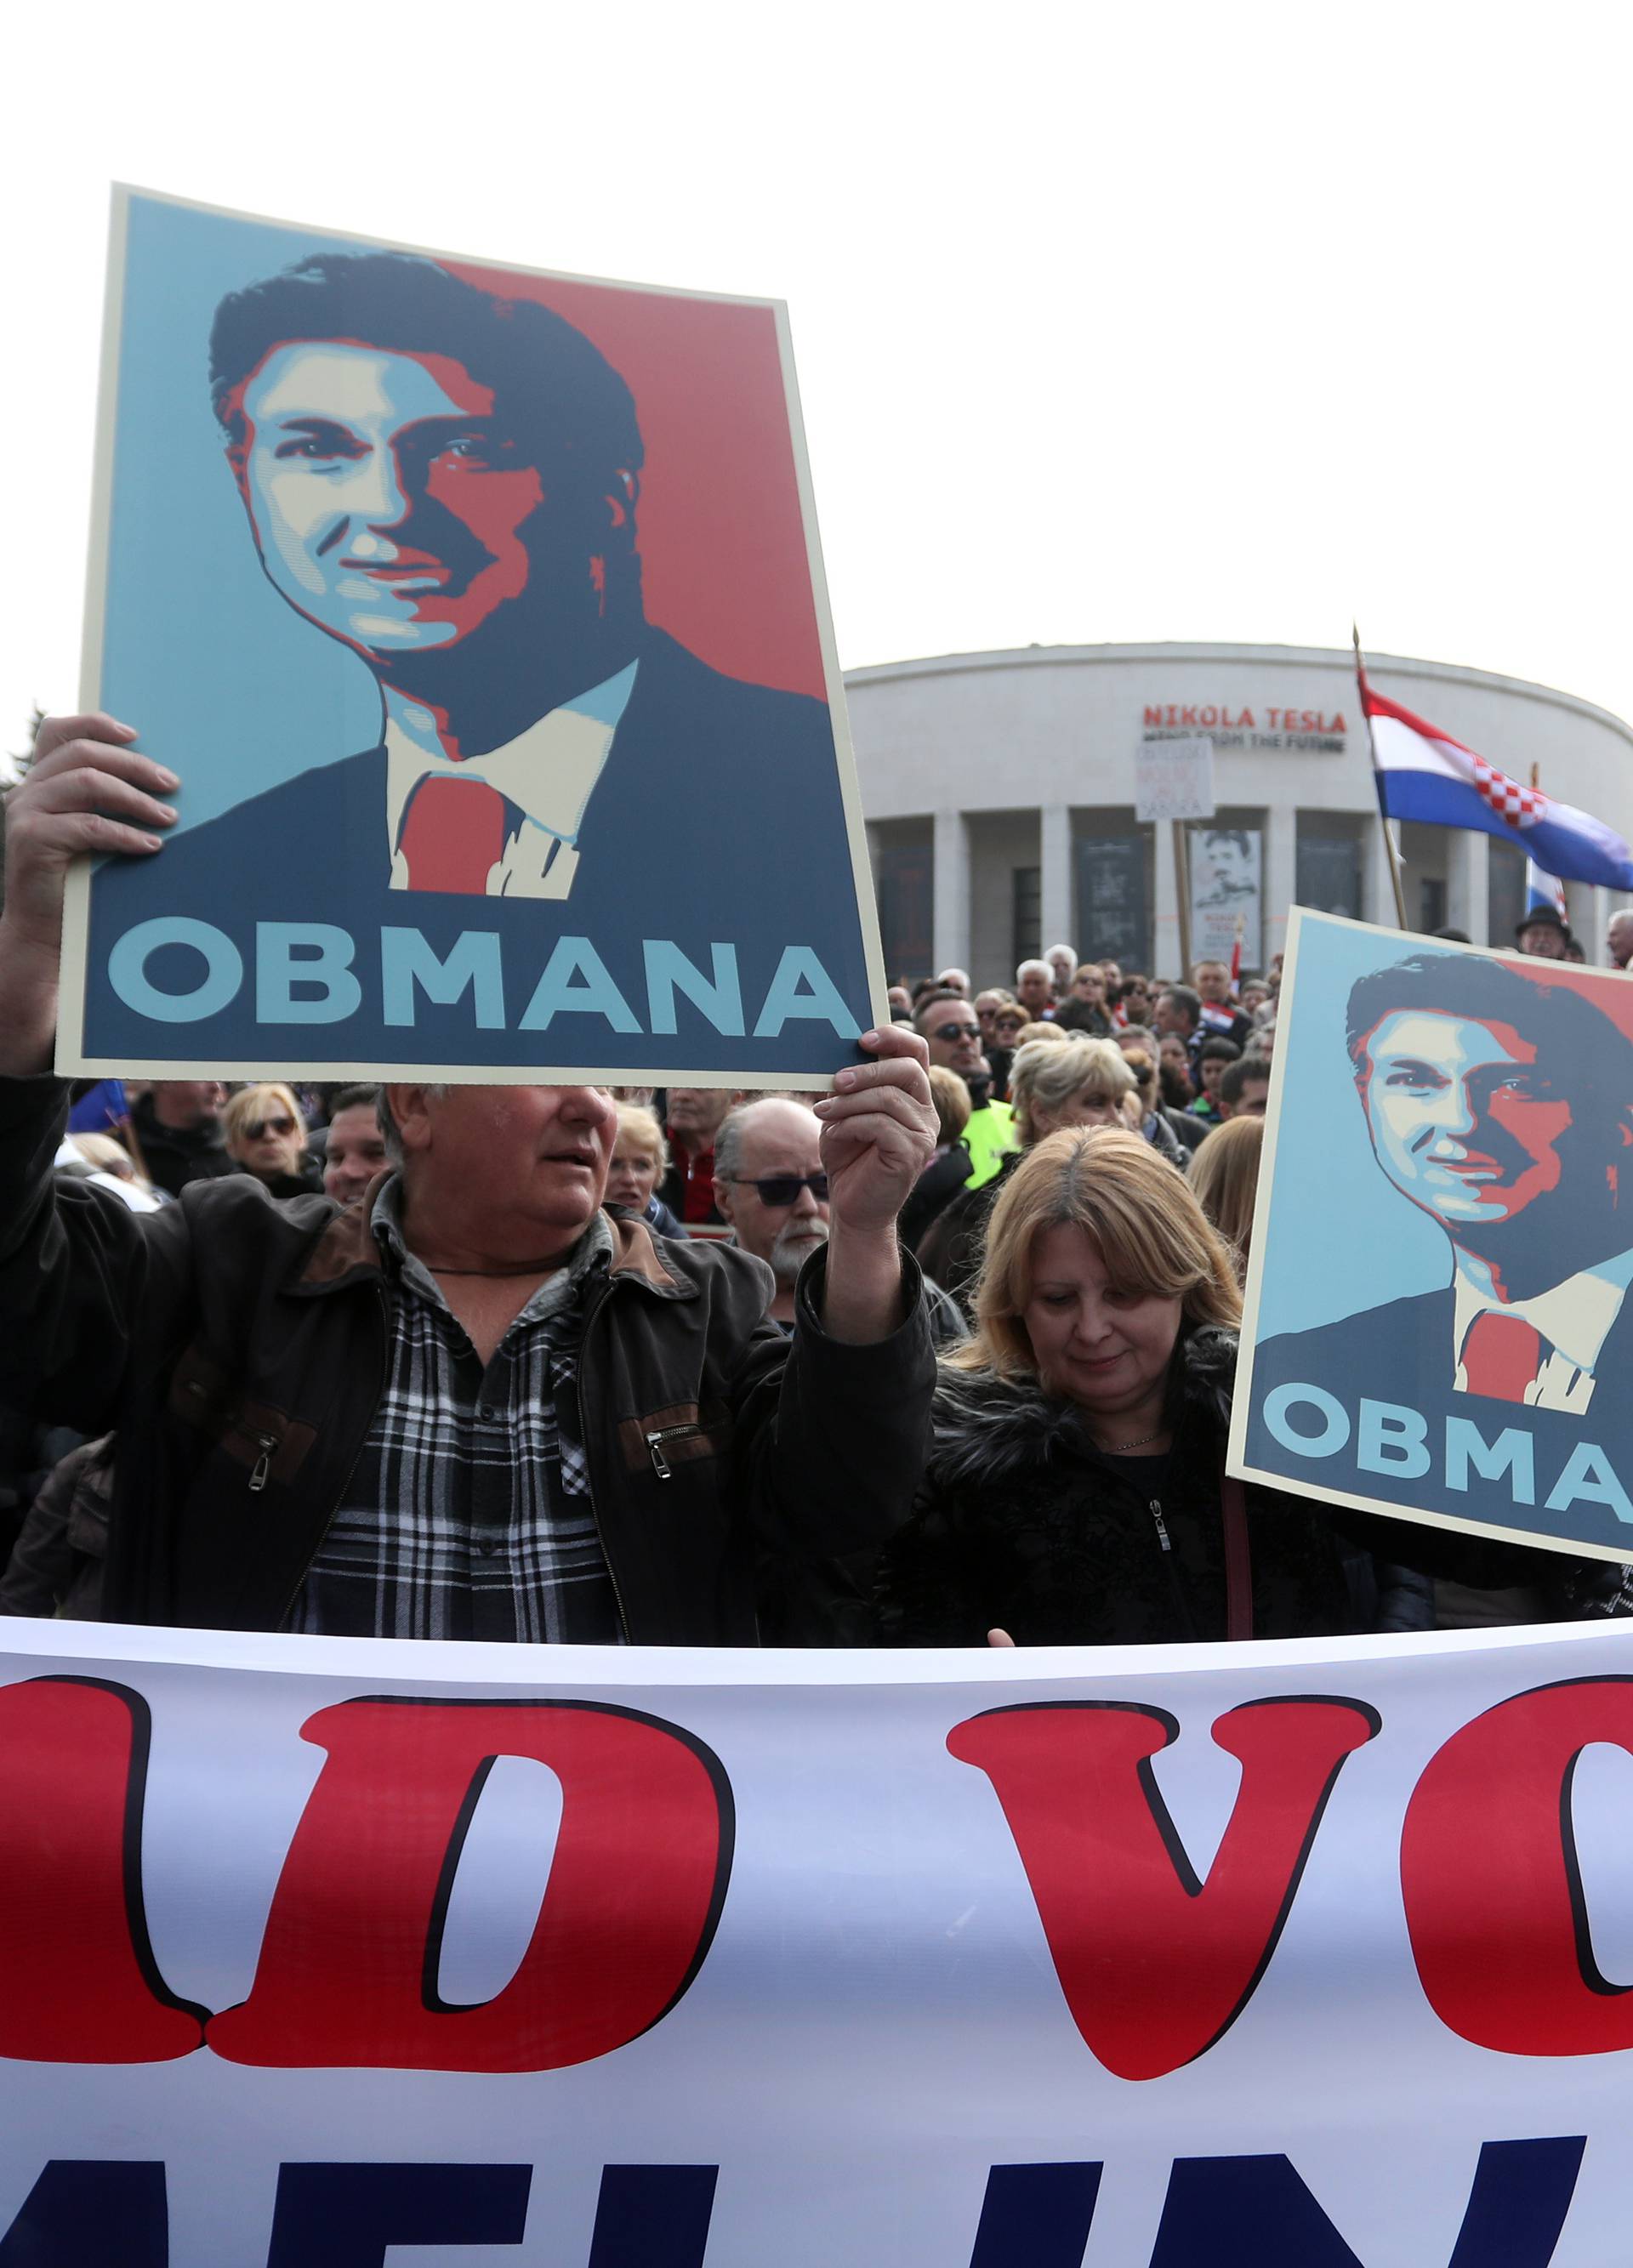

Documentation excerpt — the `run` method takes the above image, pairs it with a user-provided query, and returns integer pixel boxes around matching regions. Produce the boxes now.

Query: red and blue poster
[1233,907,1633,1560]
[60,187,883,1085]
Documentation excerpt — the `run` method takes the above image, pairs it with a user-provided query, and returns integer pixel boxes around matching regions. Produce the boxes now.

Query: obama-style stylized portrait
[68,191,879,1081]
[1236,911,1633,1558]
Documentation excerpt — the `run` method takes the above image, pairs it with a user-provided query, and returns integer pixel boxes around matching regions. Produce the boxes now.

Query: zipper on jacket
[646,1422,703,1480]
[578,1274,631,1638]
[1149,1494,1198,1641]
[248,1432,280,1493]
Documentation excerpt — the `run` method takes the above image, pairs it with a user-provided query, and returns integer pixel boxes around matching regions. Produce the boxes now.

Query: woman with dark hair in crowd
[878,1127,1550,1646]
[985,998,1029,1102]
[221,1083,321,1197]
[1051,963,1113,1037]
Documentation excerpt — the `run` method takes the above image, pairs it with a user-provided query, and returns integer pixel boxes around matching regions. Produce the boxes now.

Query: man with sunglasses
[713,1099,833,1330]
[913,993,1016,1192]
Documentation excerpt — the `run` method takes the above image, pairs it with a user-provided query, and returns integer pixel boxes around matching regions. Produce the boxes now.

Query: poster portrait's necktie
[1461,1310,1544,1403]
[397,774,512,895]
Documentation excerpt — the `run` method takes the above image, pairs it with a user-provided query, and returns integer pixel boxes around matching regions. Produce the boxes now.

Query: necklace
[1095,1425,1167,1454]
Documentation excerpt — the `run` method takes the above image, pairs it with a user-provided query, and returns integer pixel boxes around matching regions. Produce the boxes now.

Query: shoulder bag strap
[1220,1469,1254,1641]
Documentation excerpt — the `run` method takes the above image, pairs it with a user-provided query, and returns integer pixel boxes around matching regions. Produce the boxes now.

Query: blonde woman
[918,1037,1137,1314]
[1186,1113,1264,1283]
[603,1100,688,1238]
[221,1083,319,1197]
[879,1127,1528,1645]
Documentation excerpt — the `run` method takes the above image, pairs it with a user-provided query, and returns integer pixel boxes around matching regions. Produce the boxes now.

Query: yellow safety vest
[963,1100,1018,1190]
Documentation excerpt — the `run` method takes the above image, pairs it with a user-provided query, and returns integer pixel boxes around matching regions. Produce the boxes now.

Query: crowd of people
[3,713,1631,1647]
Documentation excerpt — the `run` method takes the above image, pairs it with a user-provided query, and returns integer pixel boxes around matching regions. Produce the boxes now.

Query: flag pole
[1354,623,1408,929]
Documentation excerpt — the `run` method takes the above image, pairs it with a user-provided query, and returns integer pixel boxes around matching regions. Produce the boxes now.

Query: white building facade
[845,643,1633,984]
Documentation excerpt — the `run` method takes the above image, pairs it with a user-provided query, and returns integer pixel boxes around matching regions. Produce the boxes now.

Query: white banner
[1,1614,1630,2265]
[1135,735,1216,824]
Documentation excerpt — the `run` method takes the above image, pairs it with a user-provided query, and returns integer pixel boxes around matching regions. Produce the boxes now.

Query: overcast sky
[8,2,1632,783]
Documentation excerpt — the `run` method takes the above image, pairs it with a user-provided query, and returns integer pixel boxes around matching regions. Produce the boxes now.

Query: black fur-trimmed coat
[875,1327,1546,1646]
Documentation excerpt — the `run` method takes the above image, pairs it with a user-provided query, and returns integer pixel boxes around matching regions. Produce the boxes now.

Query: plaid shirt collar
[368,1176,615,1330]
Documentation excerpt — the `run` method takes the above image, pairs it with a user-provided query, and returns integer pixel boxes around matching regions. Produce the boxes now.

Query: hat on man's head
[1516,902,1569,942]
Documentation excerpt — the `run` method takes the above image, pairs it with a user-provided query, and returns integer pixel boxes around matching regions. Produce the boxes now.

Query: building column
[1447,827,1488,946]
[1590,884,1613,965]
[932,808,971,976]
[1153,821,1182,977]
[1263,809,1296,971]
[1040,804,1073,956]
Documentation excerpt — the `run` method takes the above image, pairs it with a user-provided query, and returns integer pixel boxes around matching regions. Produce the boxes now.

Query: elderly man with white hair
[716,1096,965,1346]
[1014,958,1055,1020]
[1044,942,1078,998]
[713,1098,835,1332]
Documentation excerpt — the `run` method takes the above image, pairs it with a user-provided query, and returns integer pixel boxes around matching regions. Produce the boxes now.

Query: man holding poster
[63,190,881,1084]
[0,710,936,1640]
[1235,910,1633,1562]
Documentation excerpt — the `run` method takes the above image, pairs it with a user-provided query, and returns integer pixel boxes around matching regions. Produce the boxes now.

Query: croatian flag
[1361,666,1633,889]
[1526,859,1568,920]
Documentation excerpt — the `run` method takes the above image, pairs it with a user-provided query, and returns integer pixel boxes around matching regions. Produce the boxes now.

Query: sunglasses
[729,1172,829,1208]
[246,1116,296,1140]
[933,1022,980,1043]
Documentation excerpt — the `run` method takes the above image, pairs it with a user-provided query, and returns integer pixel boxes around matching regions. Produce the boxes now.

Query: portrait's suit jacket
[83,631,868,1068]
[1245,1282,1633,1551]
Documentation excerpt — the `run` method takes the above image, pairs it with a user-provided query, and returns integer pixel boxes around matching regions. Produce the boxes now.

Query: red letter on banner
[947,1697,1378,2081]
[208,1698,731,2072]
[0,1678,205,2063]
[1402,1676,1633,2055]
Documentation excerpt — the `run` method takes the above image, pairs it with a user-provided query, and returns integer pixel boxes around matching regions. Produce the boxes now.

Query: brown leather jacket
[0,1078,933,1641]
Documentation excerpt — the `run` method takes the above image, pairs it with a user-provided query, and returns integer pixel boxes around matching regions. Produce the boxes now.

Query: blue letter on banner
[587,2166,719,2268]
[0,2161,166,2266]
[967,2162,1104,2267]
[265,2163,532,2265]
[1148,2138,1585,2267]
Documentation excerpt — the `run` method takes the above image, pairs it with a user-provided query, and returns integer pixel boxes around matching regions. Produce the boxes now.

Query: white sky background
[5,0,1632,773]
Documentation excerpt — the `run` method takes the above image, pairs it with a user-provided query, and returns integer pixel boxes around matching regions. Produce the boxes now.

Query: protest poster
[1189,821,1261,968]
[1232,907,1633,1560]
[1134,732,1215,825]
[0,1613,1630,2265]
[60,186,884,1087]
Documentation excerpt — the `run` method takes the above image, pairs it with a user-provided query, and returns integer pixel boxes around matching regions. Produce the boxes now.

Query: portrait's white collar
[1453,1243,1633,1379]
[383,660,639,896]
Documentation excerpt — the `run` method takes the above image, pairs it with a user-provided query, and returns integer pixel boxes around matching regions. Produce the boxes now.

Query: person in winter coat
[221,1083,323,1199]
[879,1125,1568,1646]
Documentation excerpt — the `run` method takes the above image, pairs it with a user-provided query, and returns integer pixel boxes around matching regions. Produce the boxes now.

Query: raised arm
[0,713,179,1074]
[811,1023,937,1343]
